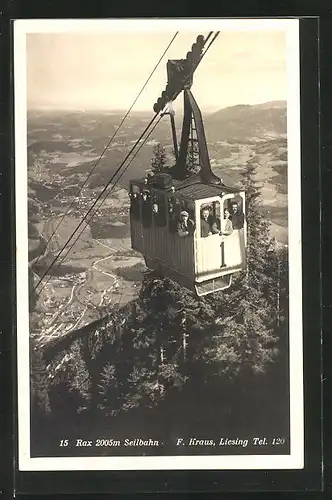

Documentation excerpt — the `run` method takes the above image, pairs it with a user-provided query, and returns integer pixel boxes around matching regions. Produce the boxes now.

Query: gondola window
[129,185,140,220]
[152,194,167,227]
[142,190,152,228]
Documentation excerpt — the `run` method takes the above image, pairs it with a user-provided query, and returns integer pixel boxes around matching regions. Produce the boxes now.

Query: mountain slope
[204,100,287,141]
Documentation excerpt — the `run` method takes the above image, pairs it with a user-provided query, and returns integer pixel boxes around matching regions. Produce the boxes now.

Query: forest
[30,150,290,456]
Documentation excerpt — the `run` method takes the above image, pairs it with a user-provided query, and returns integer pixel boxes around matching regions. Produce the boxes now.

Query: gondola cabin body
[129,176,246,296]
[128,33,247,296]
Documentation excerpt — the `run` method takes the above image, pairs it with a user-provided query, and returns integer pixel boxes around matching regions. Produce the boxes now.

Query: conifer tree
[97,362,119,415]
[119,273,211,404]
[241,154,289,332]
[150,143,168,174]
[30,342,51,416]
[241,154,273,291]
[201,281,277,382]
[203,154,280,380]
[265,239,289,327]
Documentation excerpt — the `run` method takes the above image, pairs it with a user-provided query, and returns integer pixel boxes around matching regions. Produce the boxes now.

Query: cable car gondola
[129,34,247,296]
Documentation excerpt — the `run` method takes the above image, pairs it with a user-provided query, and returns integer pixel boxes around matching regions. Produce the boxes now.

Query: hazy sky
[27,30,287,112]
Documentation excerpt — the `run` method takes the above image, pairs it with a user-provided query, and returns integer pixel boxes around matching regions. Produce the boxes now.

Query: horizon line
[27,99,287,113]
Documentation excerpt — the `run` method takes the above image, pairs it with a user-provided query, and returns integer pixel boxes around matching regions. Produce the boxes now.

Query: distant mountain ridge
[251,100,286,109]
[204,100,287,141]
[28,100,287,142]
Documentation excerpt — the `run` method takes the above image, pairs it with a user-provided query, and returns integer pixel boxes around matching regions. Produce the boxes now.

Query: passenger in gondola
[230,201,244,229]
[168,198,174,215]
[142,191,149,203]
[142,191,152,227]
[152,202,159,215]
[152,201,166,227]
[177,211,195,237]
[200,207,219,237]
[129,192,140,219]
[220,208,233,236]
[168,199,178,233]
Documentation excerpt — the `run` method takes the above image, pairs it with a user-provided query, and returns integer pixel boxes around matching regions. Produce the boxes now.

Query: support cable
[33,31,179,266]
[31,31,220,297]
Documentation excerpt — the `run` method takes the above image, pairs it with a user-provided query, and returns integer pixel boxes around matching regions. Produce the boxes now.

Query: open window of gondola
[211,200,221,230]
[229,196,245,230]
[141,189,152,228]
[152,192,167,227]
[184,200,195,222]
[168,196,181,233]
[129,184,140,220]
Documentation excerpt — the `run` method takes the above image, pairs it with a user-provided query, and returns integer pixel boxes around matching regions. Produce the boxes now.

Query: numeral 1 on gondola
[220,241,226,268]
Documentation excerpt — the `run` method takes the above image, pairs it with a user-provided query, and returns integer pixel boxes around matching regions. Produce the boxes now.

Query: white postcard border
[14,18,303,471]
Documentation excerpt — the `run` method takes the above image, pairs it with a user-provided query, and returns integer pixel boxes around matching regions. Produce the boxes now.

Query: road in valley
[93,240,119,308]
[38,230,121,344]
[42,214,62,254]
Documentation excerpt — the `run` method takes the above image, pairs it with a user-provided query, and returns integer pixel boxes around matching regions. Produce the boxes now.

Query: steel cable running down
[30,112,161,297]
[31,31,219,298]
[32,31,179,268]
[34,113,164,297]
[31,31,218,297]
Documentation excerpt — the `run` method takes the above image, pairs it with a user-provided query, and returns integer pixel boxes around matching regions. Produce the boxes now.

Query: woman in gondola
[220,207,233,236]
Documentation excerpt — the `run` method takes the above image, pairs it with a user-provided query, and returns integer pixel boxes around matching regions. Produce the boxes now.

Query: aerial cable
[31,112,160,296]
[203,31,213,45]
[33,31,179,267]
[31,31,220,297]
[32,31,219,296]
[31,112,164,297]
[107,117,164,193]
[202,31,220,57]
[34,115,164,297]
[58,115,163,267]
[34,114,164,297]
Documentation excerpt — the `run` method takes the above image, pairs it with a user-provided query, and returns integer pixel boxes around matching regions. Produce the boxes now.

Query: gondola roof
[172,180,238,200]
[130,175,240,201]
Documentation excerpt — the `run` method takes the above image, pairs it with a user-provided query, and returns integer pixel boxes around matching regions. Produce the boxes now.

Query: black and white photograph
[15,18,303,471]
